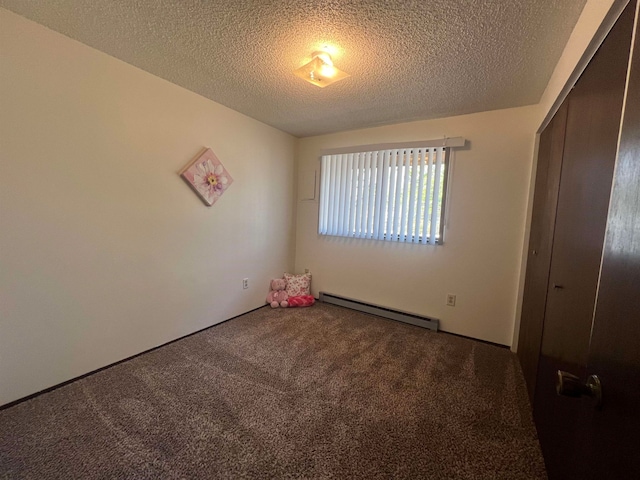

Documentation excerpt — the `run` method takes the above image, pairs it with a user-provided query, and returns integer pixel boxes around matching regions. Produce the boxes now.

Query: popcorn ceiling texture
[0,0,587,137]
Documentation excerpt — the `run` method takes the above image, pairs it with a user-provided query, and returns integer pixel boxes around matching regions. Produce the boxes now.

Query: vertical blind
[319,147,449,244]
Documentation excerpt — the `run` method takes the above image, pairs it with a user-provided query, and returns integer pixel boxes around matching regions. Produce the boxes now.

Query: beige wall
[295,106,539,346]
[0,9,296,406]
[0,0,617,405]
[536,0,618,129]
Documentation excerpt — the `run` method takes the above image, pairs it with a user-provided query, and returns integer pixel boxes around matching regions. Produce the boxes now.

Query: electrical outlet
[304,268,310,274]
[446,294,456,306]
[243,278,249,290]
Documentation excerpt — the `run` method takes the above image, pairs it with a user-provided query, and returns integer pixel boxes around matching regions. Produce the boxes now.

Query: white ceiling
[0,0,587,137]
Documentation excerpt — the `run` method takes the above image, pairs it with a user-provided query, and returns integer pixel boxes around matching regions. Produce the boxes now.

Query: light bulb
[319,63,337,78]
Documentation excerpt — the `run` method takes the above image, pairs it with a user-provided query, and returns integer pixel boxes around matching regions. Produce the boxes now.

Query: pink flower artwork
[180,148,233,206]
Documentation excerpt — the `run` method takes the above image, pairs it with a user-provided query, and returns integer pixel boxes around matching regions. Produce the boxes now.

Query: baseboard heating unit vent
[319,292,439,331]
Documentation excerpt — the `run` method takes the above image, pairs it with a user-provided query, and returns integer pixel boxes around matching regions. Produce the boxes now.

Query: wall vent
[319,292,439,331]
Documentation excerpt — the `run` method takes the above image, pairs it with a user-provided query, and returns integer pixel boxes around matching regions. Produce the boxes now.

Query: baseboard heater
[319,292,439,331]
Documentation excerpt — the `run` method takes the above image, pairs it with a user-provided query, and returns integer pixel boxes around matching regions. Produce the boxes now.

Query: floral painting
[180,148,233,206]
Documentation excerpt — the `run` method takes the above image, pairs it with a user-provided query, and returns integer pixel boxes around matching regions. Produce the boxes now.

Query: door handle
[553,284,564,289]
[556,370,602,408]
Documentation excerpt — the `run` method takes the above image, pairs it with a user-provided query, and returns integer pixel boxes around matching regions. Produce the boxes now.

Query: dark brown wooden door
[532,3,636,478]
[582,6,640,475]
[517,101,567,401]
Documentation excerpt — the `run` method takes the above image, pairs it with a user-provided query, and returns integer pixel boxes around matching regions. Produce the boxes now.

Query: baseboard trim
[437,329,509,349]
[0,304,268,411]
[318,293,509,348]
[2,301,508,410]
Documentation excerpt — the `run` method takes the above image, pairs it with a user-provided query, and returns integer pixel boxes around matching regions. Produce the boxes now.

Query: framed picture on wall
[180,148,233,206]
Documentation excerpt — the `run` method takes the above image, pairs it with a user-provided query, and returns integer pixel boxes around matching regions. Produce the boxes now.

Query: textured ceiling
[1,0,587,137]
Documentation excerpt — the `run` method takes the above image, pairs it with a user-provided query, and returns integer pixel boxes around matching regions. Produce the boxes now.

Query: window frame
[317,138,464,245]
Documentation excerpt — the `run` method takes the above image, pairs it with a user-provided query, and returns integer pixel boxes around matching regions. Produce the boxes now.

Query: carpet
[0,303,546,479]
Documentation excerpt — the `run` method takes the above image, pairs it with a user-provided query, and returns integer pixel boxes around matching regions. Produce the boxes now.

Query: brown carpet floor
[0,303,546,479]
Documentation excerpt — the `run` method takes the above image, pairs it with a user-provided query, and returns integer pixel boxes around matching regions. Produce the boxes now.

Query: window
[319,146,450,244]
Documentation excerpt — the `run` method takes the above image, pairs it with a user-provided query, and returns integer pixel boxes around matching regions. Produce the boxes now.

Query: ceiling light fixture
[293,50,350,88]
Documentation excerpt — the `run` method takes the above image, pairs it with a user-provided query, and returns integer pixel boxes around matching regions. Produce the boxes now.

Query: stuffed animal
[288,295,315,308]
[266,278,289,308]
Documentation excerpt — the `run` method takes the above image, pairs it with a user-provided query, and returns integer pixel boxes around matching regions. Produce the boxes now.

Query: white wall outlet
[243,278,249,290]
[446,294,456,306]
[304,268,310,274]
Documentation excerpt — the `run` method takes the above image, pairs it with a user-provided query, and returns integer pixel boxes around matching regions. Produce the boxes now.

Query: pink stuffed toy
[266,278,289,308]
[288,295,315,308]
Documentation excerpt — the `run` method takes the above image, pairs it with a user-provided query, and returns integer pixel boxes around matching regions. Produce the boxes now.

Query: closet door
[517,101,567,401]
[584,4,640,473]
[532,2,635,478]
